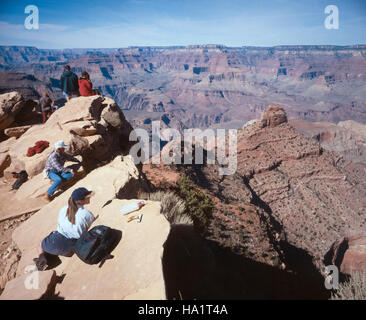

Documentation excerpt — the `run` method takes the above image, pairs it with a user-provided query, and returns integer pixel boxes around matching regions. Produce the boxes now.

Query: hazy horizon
[0,0,365,49]
[1,43,366,50]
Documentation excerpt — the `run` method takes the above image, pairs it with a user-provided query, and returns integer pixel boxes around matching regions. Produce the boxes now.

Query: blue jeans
[41,231,77,257]
[47,170,73,196]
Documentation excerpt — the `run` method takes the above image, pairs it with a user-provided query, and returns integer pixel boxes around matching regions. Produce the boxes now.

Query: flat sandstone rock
[0,270,56,300]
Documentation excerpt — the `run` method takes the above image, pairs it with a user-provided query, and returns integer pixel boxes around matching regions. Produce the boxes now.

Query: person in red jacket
[78,71,101,97]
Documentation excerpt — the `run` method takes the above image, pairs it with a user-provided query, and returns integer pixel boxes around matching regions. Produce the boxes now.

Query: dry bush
[331,272,366,300]
[139,191,193,225]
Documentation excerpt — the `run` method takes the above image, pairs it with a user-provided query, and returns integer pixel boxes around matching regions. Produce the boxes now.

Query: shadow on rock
[162,225,330,300]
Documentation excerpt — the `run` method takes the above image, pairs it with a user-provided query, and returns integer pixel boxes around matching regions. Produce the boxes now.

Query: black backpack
[11,170,28,190]
[73,225,121,267]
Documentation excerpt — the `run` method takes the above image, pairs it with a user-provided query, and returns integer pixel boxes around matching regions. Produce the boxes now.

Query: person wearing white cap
[44,140,82,201]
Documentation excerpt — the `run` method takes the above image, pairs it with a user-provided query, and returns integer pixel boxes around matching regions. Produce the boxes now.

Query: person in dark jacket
[60,65,80,100]
[78,71,101,97]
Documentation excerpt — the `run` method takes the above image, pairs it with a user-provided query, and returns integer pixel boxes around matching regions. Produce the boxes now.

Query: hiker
[34,188,96,270]
[44,141,82,201]
[78,71,101,97]
[51,100,59,111]
[39,92,53,123]
[60,65,80,100]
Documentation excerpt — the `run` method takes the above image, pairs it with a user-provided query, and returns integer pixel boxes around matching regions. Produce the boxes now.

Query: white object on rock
[120,201,145,215]
[42,169,49,179]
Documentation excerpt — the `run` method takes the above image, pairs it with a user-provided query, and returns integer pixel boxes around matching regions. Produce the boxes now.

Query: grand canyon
[1,44,366,130]
[0,44,366,300]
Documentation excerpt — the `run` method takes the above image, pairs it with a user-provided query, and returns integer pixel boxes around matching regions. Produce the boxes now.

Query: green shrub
[176,174,215,233]
[331,272,366,300]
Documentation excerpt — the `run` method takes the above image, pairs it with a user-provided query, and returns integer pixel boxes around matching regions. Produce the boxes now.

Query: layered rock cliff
[143,105,366,298]
[1,45,366,132]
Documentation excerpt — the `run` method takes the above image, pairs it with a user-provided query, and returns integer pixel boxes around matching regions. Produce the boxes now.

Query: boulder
[260,105,288,128]
[0,92,26,131]
[0,270,57,300]
[6,96,134,177]
[14,100,38,124]
[4,125,32,138]
[100,99,123,128]
[66,121,98,136]
[325,235,366,275]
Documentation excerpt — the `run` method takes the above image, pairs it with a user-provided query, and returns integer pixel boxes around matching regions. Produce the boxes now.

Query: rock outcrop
[260,105,287,128]
[1,155,169,300]
[290,119,366,166]
[153,105,366,274]
[0,92,26,131]
[3,94,134,178]
[56,199,169,300]
[325,235,366,276]
[4,125,32,138]
[0,92,171,300]
[235,107,366,269]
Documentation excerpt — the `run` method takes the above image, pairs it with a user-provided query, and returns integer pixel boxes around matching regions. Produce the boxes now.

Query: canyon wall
[1,45,365,131]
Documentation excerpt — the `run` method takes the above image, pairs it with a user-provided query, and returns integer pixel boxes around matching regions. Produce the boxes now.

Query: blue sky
[0,0,365,48]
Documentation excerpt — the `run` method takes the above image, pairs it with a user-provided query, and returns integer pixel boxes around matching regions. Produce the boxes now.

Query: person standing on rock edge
[60,65,80,100]
[34,188,97,271]
[44,141,82,202]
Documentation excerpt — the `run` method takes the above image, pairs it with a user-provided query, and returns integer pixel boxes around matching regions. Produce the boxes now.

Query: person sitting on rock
[34,188,96,271]
[60,65,80,100]
[44,141,81,202]
[78,71,101,97]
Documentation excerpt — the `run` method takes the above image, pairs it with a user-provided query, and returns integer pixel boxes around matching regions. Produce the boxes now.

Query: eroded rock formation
[1,94,134,178]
